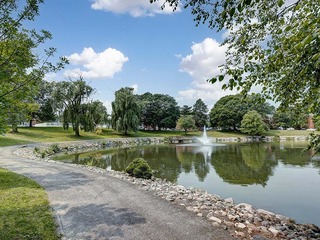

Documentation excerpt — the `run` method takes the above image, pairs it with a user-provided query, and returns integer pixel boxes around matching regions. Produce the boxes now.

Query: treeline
[6,77,313,136]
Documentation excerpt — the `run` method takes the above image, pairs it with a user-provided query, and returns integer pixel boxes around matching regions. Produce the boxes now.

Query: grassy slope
[0,168,60,240]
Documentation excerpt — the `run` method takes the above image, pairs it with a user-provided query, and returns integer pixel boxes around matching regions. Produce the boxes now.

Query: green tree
[0,0,67,133]
[210,94,245,130]
[192,99,208,128]
[153,0,319,110]
[34,81,58,123]
[240,110,268,135]
[112,87,140,135]
[273,107,308,129]
[7,102,38,132]
[180,105,192,116]
[210,94,274,130]
[80,101,108,132]
[176,115,196,134]
[53,77,94,136]
[137,93,179,130]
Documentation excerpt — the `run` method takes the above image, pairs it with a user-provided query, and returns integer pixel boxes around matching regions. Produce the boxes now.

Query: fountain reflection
[54,142,315,186]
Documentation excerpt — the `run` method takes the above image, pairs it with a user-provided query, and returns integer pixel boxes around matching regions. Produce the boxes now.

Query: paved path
[0,146,235,240]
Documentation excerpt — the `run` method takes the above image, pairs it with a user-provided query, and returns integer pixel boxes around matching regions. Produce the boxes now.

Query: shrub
[41,151,46,158]
[125,158,153,179]
[49,144,61,153]
[34,147,40,154]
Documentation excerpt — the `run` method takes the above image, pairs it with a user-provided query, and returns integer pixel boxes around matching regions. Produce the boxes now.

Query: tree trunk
[29,119,33,127]
[11,124,18,133]
[74,122,80,137]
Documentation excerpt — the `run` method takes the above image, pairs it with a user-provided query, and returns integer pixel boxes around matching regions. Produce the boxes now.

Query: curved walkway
[0,146,234,240]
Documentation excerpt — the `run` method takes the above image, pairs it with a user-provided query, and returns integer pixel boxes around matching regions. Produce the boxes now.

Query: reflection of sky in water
[176,144,226,163]
[176,143,320,226]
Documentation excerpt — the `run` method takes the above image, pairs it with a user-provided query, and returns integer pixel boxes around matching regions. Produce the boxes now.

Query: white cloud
[131,84,138,93]
[44,72,58,82]
[91,0,181,17]
[178,38,237,105]
[103,100,112,113]
[65,47,128,79]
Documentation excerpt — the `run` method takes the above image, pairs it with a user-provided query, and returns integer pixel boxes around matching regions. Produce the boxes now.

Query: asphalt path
[0,146,235,240]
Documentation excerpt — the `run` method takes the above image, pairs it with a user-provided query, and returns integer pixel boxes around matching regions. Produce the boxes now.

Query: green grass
[267,130,318,136]
[0,135,33,147]
[0,168,60,240]
[0,126,318,147]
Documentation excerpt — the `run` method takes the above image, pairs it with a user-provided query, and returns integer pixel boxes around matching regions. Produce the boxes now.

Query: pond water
[54,141,320,226]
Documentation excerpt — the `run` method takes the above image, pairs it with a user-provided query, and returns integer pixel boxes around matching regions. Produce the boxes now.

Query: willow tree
[53,77,94,137]
[111,87,140,135]
[80,100,108,132]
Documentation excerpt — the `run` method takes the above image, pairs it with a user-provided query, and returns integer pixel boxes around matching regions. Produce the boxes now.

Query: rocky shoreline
[14,139,319,240]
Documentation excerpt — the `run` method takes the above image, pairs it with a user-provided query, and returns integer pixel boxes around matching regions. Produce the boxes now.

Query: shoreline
[14,138,320,240]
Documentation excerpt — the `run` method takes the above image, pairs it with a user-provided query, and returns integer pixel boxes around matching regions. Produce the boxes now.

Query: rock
[257,209,275,217]
[247,224,260,234]
[209,216,222,224]
[254,217,262,224]
[206,212,214,219]
[224,197,234,205]
[268,226,280,236]
[212,222,220,227]
[235,231,246,238]
[236,203,253,211]
[224,221,234,227]
[235,223,246,229]
[228,214,239,221]
[252,235,268,240]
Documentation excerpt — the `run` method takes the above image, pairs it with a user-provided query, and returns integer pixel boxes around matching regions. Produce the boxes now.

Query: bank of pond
[52,141,320,227]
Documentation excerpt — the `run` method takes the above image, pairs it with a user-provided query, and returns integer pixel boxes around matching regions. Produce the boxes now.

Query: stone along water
[54,141,320,226]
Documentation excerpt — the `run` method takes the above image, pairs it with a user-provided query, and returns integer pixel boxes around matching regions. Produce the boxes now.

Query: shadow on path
[63,203,146,239]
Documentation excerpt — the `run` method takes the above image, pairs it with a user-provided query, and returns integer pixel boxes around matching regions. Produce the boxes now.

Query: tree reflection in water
[54,142,315,186]
[211,144,278,186]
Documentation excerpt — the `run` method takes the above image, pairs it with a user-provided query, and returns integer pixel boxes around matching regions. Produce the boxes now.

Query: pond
[54,141,320,226]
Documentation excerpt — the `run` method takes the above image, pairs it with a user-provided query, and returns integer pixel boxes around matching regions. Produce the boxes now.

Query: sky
[28,0,239,112]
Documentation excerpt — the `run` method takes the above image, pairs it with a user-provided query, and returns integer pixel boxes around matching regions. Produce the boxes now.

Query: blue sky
[29,0,238,111]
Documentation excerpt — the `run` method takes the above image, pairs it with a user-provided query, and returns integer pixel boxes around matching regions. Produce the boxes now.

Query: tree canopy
[209,94,273,130]
[53,77,94,136]
[152,0,319,110]
[192,98,208,128]
[137,92,180,130]
[0,0,67,132]
[176,115,196,134]
[112,87,140,135]
[240,110,268,135]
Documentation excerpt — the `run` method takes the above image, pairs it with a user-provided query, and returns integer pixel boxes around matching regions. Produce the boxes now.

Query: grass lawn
[0,168,60,239]
[0,126,317,147]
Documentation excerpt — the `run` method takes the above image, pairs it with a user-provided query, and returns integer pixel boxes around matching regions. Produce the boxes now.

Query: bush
[125,158,153,179]
[34,147,40,154]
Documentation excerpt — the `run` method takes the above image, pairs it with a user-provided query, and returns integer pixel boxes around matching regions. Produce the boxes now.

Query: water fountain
[175,126,225,163]
[197,126,211,145]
